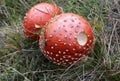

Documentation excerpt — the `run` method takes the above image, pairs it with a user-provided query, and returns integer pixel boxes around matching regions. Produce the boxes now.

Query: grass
[0,0,120,81]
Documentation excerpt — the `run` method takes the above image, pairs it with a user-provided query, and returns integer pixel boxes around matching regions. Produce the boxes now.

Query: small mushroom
[23,3,62,40]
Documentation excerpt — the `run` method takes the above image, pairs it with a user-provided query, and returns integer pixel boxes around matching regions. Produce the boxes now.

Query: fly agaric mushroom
[23,3,62,40]
[39,13,94,66]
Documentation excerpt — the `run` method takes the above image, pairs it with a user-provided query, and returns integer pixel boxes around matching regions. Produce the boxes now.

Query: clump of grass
[0,0,120,81]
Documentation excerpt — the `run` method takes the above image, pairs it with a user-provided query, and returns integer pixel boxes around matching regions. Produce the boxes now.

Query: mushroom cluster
[23,3,94,66]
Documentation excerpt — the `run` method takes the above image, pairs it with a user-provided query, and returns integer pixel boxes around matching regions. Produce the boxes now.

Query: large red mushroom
[23,3,62,40]
[39,13,94,66]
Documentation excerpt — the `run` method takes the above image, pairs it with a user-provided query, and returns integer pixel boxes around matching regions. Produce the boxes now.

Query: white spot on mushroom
[35,24,41,28]
[69,37,72,39]
[65,59,69,62]
[73,48,76,51]
[43,50,46,53]
[24,16,27,19]
[58,51,61,54]
[75,53,78,56]
[73,61,77,64]
[56,54,59,57]
[49,57,52,60]
[82,55,86,57]
[62,60,65,63]
[57,63,61,65]
[50,52,53,55]
[73,42,76,44]
[63,63,67,65]
[58,39,61,42]
[89,40,92,43]
[64,35,67,38]
[75,58,79,60]
[87,51,91,54]
[45,54,48,57]
[77,32,87,46]
[78,54,82,56]
[47,51,50,54]
[57,60,59,62]
[53,58,56,60]
[49,35,53,37]
[46,29,48,32]
[69,44,72,46]
[40,36,42,38]
[64,43,67,45]
[63,56,66,58]
[60,58,63,60]
[74,36,77,39]
[68,55,71,58]
[55,43,58,46]
[83,47,86,50]
[50,46,54,49]
[88,35,90,37]
[87,44,89,46]
[63,52,66,54]
[66,49,69,52]
[53,61,57,64]
[25,13,28,16]
[86,48,89,51]
[71,58,75,60]
[69,62,72,65]
[45,39,48,42]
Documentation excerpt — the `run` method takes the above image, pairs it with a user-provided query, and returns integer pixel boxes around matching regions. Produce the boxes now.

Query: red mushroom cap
[23,3,62,40]
[39,13,94,66]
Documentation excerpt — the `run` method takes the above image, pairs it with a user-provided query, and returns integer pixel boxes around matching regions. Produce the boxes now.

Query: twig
[8,67,30,81]
[106,21,118,65]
